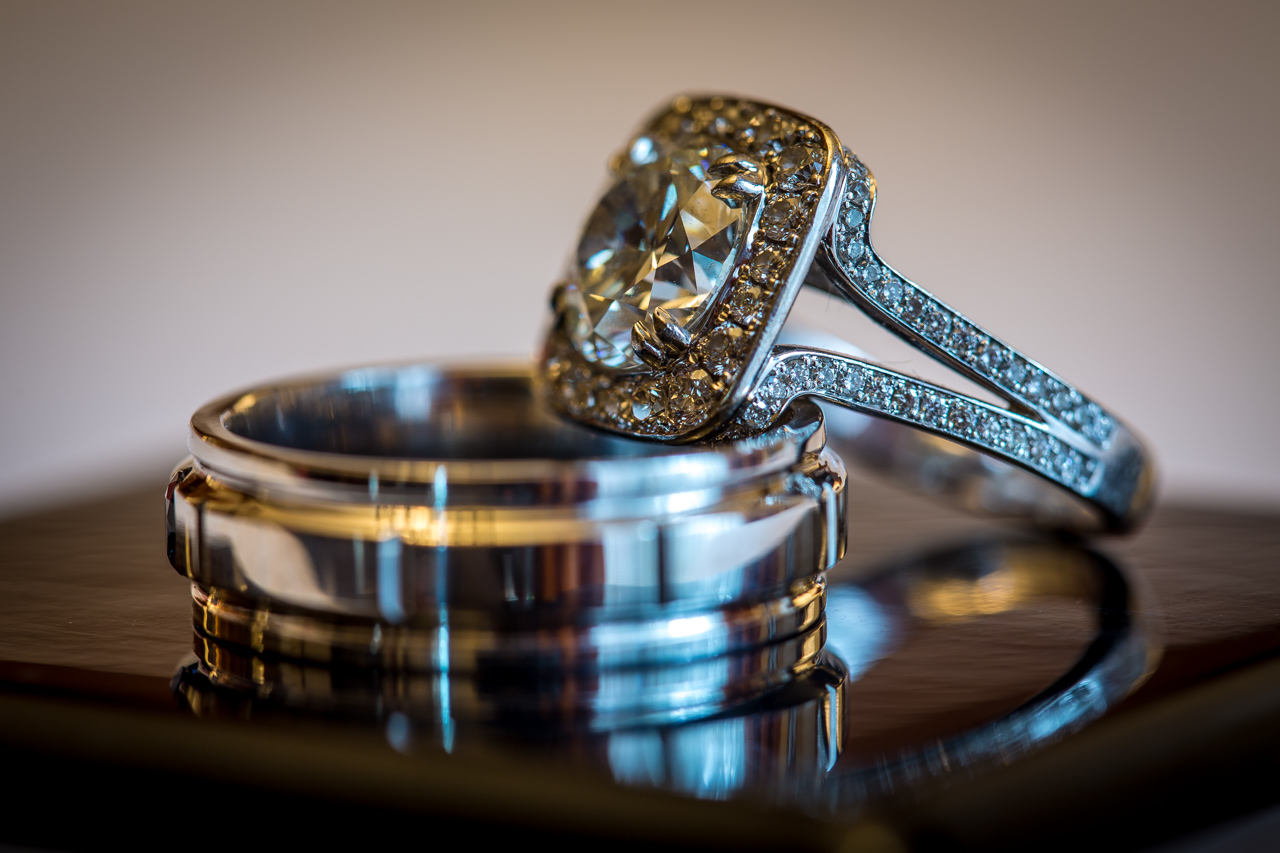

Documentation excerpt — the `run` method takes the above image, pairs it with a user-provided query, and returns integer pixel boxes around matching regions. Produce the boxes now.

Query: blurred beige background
[1,0,1277,514]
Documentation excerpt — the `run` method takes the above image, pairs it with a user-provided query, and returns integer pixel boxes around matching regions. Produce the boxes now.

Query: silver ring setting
[540,95,1154,533]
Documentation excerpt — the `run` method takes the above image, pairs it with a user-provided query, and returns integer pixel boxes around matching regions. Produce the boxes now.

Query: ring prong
[708,153,762,179]
[711,174,765,209]
[652,307,692,352]
[631,321,670,368]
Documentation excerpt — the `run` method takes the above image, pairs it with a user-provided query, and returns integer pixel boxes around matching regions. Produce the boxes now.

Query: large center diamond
[566,144,744,369]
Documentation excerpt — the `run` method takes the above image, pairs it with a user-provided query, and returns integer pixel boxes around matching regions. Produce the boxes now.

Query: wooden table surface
[0,464,1277,850]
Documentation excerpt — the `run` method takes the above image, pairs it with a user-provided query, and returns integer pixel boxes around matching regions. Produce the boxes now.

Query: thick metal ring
[167,363,846,730]
[168,363,845,617]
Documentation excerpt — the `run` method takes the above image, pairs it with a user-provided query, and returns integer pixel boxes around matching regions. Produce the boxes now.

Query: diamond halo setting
[544,96,837,439]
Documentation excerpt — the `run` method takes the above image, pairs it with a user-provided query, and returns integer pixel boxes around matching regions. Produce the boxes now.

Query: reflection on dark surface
[175,535,1154,812]
[820,539,1152,813]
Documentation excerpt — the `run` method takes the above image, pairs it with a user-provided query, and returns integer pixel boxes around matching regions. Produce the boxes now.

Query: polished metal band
[169,365,845,616]
[167,364,847,729]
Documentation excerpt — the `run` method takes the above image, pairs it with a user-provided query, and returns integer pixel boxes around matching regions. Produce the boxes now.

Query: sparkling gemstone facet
[699,325,746,376]
[761,196,802,240]
[567,145,747,369]
[749,247,786,282]
[728,284,765,325]
[775,145,823,189]
[670,368,719,416]
[629,383,666,421]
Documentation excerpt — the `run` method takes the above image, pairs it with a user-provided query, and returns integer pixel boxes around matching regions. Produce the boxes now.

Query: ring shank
[725,343,1152,534]
[769,149,1156,533]
[825,406,1108,531]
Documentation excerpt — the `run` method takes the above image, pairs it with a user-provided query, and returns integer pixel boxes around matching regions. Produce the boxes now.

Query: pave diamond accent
[697,323,747,379]
[628,382,667,422]
[761,196,803,241]
[775,144,824,189]
[830,150,1116,450]
[669,368,720,417]
[728,351,1099,492]
[749,246,787,283]
[727,282,766,327]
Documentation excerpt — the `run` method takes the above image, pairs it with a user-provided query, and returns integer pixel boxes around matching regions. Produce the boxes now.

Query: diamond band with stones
[540,95,1154,533]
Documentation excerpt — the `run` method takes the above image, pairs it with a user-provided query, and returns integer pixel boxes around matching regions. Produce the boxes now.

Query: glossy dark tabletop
[0,463,1277,850]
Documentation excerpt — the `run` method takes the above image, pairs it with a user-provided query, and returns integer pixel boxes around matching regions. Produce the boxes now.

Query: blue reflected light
[607,718,747,800]
[823,585,893,681]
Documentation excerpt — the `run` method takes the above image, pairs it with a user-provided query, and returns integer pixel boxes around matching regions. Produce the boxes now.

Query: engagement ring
[541,95,1154,533]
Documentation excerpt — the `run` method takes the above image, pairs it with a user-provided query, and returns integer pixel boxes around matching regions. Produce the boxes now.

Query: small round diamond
[761,196,803,241]
[1002,424,1030,457]
[872,376,897,407]
[900,289,926,323]
[1030,433,1054,466]
[977,412,1002,444]
[949,323,984,362]
[749,247,787,282]
[758,374,792,412]
[741,398,773,430]
[728,283,765,325]
[544,357,569,382]
[599,385,626,419]
[1079,403,1113,445]
[1056,451,1082,484]
[699,325,746,376]
[629,383,666,421]
[669,368,720,417]
[889,385,918,416]
[1052,386,1081,416]
[741,110,795,156]
[1040,377,1064,409]
[1003,358,1028,387]
[811,359,839,387]
[879,278,904,311]
[981,343,1010,376]
[775,144,823,189]
[920,393,949,426]
[566,380,594,415]
[838,238,865,265]
[948,403,973,435]
[840,367,865,396]
[858,373,883,404]
[923,305,951,340]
